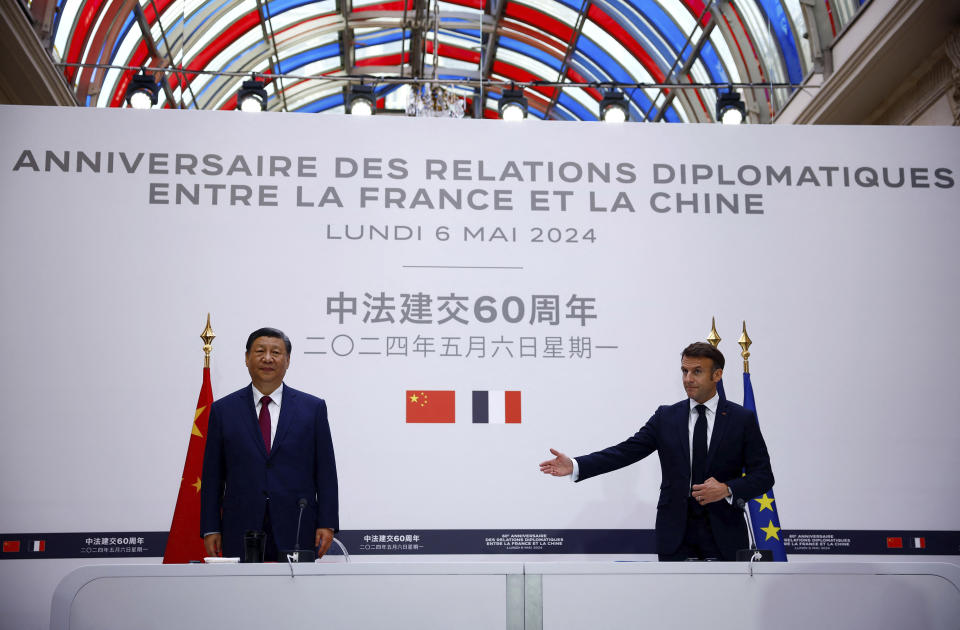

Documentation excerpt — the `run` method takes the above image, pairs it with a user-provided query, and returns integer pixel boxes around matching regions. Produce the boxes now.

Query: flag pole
[738,321,751,373]
[201,313,215,368]
[707,316,721,348]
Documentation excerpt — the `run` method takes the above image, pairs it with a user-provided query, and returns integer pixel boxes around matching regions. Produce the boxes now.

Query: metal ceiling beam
[480,0,508,79]
[58,61,803,91]
[544,0,591,119]
[256,0,289,112]
[650,16,716,122]
[644,0,717,122]
[132,3,179,108]
[409,0,430,79]
[476,0,507,118]
[339,0,356,75]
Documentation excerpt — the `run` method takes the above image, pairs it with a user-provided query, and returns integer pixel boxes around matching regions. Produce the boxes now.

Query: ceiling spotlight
[599,90,629,123]
[125,70,159,109]
[716,89,746,124]
[498,87,528,121]
[347,84,376,115]
[237,77,268,112]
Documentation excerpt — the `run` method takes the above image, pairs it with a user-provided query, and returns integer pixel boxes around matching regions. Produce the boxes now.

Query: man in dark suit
[201,327,338,560]
[540,342,773,560]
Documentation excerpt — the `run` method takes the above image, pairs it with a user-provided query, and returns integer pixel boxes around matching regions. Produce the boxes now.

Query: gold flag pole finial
[738,320,752,374]
[707,316,721,348]
[200,313,215,368]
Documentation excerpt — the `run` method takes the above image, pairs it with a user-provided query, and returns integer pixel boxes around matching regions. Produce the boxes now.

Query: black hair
[245,327,292,354]
[681,341,725,371]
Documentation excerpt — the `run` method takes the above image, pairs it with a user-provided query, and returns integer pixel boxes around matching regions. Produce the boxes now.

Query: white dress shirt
[253,383,283,447]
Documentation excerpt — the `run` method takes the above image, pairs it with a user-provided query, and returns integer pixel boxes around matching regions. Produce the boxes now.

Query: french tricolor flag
[472,391,521,424]
[913,537,926,549]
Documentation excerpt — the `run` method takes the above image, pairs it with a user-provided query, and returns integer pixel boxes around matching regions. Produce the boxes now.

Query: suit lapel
[241,384,269,459]
[706,398,730,471]
[271,385,296,456]
[680,400,691,475]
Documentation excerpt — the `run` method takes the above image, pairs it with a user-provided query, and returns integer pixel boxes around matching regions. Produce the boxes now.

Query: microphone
[735,497,772,563]
[284,498,315,564]
[294,498,307,553]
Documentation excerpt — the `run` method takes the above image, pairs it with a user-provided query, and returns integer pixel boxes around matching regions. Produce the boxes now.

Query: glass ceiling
[44,0,869,121]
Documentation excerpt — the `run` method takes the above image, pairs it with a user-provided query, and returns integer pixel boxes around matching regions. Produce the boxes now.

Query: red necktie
[259,395,272,454]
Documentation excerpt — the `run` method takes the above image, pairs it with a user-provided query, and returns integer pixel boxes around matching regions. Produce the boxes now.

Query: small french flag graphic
[913,537,926,549]
[33,540,45,552]
[472,391,521,424]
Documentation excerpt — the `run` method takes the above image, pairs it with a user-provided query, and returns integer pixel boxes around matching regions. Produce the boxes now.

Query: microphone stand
[735,498,772,572]
[286,498,309,577]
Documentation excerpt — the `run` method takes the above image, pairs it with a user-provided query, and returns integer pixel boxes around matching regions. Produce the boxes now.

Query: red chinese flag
[406,390,455,423]
[886,536,903,549]
[2,540,20,553]
[163,366,213,563]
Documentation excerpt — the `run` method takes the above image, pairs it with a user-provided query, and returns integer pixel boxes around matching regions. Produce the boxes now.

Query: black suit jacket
[200,384,339,558]
[576,398,773,559]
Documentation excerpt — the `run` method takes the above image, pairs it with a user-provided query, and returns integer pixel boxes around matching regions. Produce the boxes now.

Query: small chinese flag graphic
[406,390,456,423]
[163,364,214,563]
[2,540,20,553]
[886,537,903,549]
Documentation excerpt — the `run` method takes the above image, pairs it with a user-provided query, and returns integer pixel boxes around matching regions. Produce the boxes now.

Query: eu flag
[743,372,788,561]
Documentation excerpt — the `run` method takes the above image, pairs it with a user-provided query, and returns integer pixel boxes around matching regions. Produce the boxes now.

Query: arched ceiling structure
[43,0,868,121]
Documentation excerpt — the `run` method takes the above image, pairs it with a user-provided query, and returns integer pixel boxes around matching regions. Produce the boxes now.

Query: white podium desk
[51,560,960,630]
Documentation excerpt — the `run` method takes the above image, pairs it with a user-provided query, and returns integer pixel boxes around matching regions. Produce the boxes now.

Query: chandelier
[407,84,466,118]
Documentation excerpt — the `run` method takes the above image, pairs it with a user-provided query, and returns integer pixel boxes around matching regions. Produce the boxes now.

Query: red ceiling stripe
[168,9,262,92]
[586,5,665,82]
[353,0,414,12]
[64,0,106,82]
[500,19,567,57]
[78,0,138,101]
[424,41,481,64]
[491,60,556,101]
[504,3,574,43]
[355,52,411,66]
[564,67,601,100]
[440,0,483,8]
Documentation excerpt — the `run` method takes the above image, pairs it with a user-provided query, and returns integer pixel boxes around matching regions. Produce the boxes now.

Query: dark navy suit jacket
[576,398,773,560]
[200,384,339,558]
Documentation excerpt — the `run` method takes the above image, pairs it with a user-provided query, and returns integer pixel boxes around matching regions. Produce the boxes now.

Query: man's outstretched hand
[539,448,574,476]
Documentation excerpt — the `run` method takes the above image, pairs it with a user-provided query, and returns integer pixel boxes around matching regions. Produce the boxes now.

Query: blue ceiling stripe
[622,0,689,57]
[754,0,802,83]
[574,36,634,84]
[557,92,596,121]
[265,0,319,15]
[294,92,344,113]
[601,0,676,69]
[499,37,564,73]
[276,43,341,73]
[698,40,728,83]
[109,12,137,63]
[549,103,576,121]
[354,29,404,47]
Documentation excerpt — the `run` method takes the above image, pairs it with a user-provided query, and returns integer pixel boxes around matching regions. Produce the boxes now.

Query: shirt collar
[689,391,720,415]
[253,383,283,407]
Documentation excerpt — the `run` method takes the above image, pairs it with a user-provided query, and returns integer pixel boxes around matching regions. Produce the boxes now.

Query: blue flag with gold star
[743,372,787,561]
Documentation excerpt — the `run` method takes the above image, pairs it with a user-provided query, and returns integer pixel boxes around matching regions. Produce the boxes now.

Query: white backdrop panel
[1,105,958,535]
